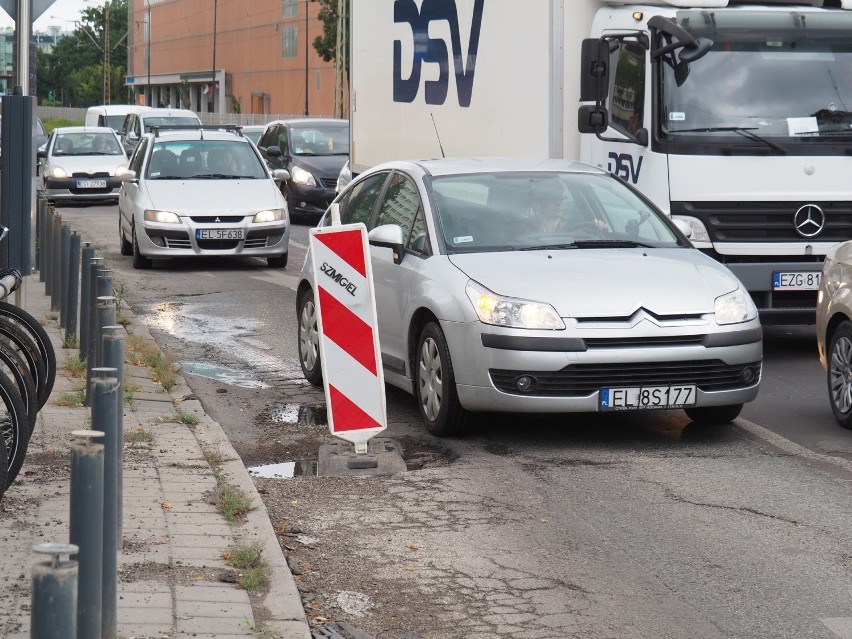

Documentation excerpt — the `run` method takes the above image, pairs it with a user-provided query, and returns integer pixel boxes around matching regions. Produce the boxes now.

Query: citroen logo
[793,204,825,238]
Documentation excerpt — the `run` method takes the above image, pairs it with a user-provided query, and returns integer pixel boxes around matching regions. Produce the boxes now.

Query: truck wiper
[674,127,787,155]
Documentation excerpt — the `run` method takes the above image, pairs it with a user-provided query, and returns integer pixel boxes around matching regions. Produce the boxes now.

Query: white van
[85,105,145,134]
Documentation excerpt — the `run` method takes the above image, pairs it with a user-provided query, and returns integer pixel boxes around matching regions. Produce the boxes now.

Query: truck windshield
[661,11,852,144]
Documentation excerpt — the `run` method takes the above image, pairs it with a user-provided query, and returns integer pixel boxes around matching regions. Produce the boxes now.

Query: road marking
[248,272,300,290]
[822,618,852,638]
[290,239,308,250]
[736,417,852,474]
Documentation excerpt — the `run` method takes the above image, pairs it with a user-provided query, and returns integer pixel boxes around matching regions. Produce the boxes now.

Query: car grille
[490,360,761,397]
[71,171,110,178]
[164,237,192,249]
[319,177,337,189]
[189,216,245,223]
[196,240,240,250]
[584,335,706,348]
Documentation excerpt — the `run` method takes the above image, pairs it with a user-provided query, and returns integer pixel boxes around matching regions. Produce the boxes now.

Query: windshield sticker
[453,236,474,244]
[787,117,819,137]
[669,112,686,121]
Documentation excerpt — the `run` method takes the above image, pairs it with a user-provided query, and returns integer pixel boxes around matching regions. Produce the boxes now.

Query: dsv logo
[608,152,643,184]
[393,0,485,107]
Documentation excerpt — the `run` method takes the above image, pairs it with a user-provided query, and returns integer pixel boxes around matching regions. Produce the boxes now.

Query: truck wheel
[297,288,323,387]
[684,404,743,425]
[827,320,852,429]
[415,322,468,437]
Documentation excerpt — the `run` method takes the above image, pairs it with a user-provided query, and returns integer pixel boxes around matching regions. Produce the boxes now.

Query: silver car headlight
[144,210,181,224]
[465,280,565,330]
[715,287,757,325]
[672,215,711,243]
[291,165,316,187]
[47,165,67,179]
[253,209,285,223]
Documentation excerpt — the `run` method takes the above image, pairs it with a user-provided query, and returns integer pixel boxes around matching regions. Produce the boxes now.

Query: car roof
[264,118,348,128]
[137,108,200,118]
[145,129,250,143]
[368,157,609,178]
[87,104,145,115]
[53,126,119,135]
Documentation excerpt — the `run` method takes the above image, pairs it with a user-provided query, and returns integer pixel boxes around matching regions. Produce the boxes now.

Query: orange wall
[129,0,344,117]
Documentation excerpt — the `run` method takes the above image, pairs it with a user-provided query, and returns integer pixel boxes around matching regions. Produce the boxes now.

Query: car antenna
[430,113,445,158]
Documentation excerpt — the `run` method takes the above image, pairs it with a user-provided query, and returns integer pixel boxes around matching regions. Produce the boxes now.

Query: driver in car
[528,180,608,234]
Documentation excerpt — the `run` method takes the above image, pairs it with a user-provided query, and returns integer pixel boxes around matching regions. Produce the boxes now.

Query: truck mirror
[579,39,611,102]
[679,37,713,63]
[578,105,609,134]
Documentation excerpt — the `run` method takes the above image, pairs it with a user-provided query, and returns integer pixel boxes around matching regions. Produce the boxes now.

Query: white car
[118,126,291,269]
[297,158,763,436]
[37,126,129,203]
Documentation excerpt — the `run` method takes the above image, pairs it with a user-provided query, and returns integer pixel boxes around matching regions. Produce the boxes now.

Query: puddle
[180,361,269,389]
[270,403,301,424]
[247,459,317,478]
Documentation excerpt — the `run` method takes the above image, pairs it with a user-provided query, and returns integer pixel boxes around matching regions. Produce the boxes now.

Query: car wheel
[131,224,152,269]
[415,321,469,437]
[267,253,288,269]
[119,216,132,256]
[683,404,743,425]
[827,320,852,429]
[297,288,323,387]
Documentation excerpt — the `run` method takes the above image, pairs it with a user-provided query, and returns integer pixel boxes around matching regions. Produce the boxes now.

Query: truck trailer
[349,0,852,324]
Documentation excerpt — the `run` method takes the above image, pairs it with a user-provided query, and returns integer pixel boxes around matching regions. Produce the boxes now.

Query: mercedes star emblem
[793,204,825,238]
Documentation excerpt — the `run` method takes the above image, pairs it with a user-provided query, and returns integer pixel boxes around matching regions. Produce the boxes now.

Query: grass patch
[125,334,177,391]
[61,354,86,378]
[203,449,225,468]
[116,313,132,328]
[212,483,254,522]
[42,118,82,132]
[225,541,270,593]
[125,427,154,445]
[56,391,85,407]
[175,411,199,425]
[62,331,79,349]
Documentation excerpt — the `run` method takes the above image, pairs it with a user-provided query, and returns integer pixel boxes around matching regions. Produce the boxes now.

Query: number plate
[196,228,245,240]
[773,271,821,291]
[600,385,696,411]
[76,179,107,188]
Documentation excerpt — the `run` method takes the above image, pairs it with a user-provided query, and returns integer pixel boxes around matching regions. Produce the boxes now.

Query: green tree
[312,0,348,82]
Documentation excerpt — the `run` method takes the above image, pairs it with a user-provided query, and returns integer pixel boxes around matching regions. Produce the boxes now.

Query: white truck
[349,0,852,324]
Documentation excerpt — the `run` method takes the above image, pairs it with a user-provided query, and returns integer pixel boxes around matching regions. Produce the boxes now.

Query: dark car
[257,118,349,222]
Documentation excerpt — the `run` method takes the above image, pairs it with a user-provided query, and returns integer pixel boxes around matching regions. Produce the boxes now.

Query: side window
[608,41,645,136]
[258,126,276,148]
[375,173,426,253]
[129,138,148,174]
[134,117,142,137]
[338,173,388,227]
[279,128,289,155]
[120,115,131,138]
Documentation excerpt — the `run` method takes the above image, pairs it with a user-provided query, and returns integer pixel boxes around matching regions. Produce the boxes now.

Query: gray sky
[0,0,90,32]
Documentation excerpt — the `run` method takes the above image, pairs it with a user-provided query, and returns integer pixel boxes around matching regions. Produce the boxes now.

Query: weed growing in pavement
[203,449,225,468]
[125,428,154,445]
[251,622,276,639]
[61,354,86,378]
[213,483,254,522]
[125,334,177,391]
[61,331,78,349]
[43,311,58,325]
[56,391,85,407]
[124,379,141,404]
[226,541,270,593]
[116,313,132,328]
[113,282,127,312]
[175,411,199,425]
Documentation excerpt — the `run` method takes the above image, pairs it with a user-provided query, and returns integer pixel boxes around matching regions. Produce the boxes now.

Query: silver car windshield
[431,172,681,253]
[662,11,852,141]
[53,132,123,156]
[146,140,267,179]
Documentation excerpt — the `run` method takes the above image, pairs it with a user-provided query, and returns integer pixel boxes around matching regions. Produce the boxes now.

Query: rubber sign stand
[309,221,387,454]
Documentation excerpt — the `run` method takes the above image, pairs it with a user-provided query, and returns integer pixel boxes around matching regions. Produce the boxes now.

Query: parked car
[118,125,290,269]
[240,125,266,146]
[297,158,763,436]
[256,118,349,222]
[119,107,201,157]
[85,104,145,134]
[817,242,852,428]
[37,126,128,204]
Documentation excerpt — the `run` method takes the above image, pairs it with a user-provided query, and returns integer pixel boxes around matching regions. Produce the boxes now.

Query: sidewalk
[0,278,312,639]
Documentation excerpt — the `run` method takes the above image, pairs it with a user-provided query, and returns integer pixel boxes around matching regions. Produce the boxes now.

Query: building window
[282,0,298,18]
[282,26,297,59]
[315,70,321,92]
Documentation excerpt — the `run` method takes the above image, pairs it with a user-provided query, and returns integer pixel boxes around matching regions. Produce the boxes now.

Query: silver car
[297,158,763,436]
[38,126,128,203]
[118,127,290,269]
[817,241,852,429]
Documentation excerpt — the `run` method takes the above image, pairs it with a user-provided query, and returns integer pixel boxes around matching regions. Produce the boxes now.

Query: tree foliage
[37,0,129,106]
[312,0,348,77]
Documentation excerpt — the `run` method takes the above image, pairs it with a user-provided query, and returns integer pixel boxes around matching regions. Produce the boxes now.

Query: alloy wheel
[829,335,852,415]
[418,337,443,422]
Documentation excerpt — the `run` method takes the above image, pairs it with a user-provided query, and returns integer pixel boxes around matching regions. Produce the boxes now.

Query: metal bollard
[84,258,104,402]
[79,244,94,360]
[43,212,54,293]
[67,232,82,342]
[60,224,70,329]
[50,216,62,312]
[91,376,119,639]
[37,199,46,281]
[96,296,117,369]
[102,326,125,542]
[69,429,104,639]
[31,543,79,639]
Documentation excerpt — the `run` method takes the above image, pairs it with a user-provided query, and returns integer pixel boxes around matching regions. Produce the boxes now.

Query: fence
[36,106,339,127]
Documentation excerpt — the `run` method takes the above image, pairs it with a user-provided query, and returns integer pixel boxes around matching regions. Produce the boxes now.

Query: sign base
[317,438,407,477]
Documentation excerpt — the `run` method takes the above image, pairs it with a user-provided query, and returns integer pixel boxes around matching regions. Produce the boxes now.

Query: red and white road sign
[309,222,387,452]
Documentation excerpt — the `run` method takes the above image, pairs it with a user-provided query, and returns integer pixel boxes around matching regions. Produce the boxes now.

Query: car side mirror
[267,145,282,158]
[271,169,290,182]
[369,224,406,265]
[126,131,138,141]
[119,170,137,183]
[37,149,47,159]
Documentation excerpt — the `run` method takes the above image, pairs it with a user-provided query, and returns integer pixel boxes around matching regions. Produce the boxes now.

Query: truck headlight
[144,210,181,224]
[465,280,565,330]
[253,209,285,223]
[291,165,316,187]
[47,165,67,179]
[715,287,757,325]
[672,215,711,243]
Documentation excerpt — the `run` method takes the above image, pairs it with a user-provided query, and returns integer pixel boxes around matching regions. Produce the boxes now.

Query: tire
[0,314,48,409]
[0,366,30,489]
[0,336,38,436]
[0,302,56,408]
[132,224,152,269]
[827,320,852,429]
[683,404,743,425]
[119,215,132,256]
[0,425,7,500]
[415,322,469,437]
[297,288,323,387]
[267,253,288,269]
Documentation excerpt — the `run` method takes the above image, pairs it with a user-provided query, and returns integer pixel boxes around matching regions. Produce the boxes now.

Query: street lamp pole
[211,0,218,113]
[304,0,309,116]
[146,3,151,106]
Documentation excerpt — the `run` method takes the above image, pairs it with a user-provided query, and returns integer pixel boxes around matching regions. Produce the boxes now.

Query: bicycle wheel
[0,302,56,406]
[0,366,30,489]
[0,316,48,410]
[0,336,38,436]
[0,425,7,500]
